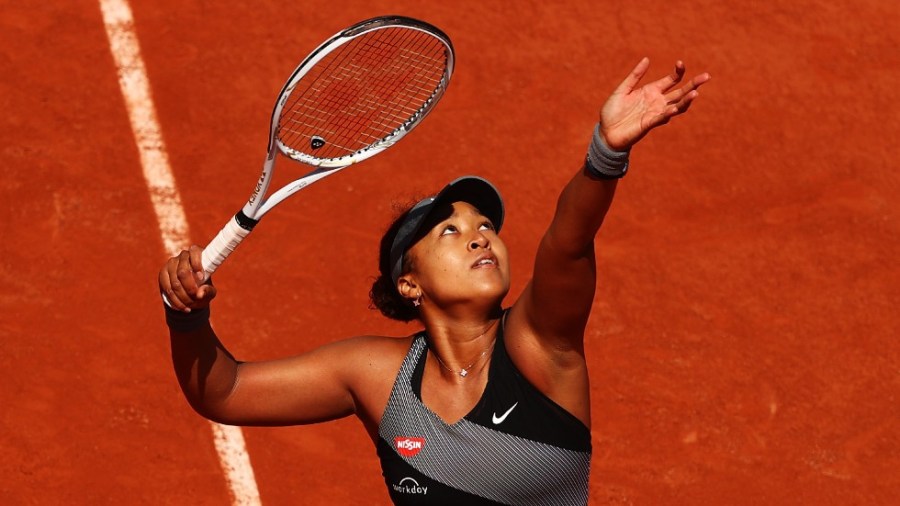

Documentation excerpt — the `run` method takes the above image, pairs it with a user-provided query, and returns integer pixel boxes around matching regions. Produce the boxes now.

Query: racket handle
[201,213,255,282]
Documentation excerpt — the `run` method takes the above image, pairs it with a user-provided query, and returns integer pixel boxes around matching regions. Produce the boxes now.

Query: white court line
[98,1,262,504]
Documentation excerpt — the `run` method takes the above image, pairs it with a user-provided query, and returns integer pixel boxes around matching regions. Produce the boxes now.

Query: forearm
[520,162,619,341]
[166,307,240,419]
[546,164,620,258]
[547,122,628,256]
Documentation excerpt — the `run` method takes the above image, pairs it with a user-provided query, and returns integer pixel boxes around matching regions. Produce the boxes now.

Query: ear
[397,275,419,303]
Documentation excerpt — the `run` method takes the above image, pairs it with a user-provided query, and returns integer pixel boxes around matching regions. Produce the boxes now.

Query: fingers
[665,70,710,101]
[196,282,218,302]
[644,69,709,130]
[158,258,187,311]
[617,58,710,103]
[188,245,207,285]
[187,245,217,301]
[158,246,213,312]
[613,57,650,95]
[172,250,198,308]
[666,72,710,114]
[648,61,687,95]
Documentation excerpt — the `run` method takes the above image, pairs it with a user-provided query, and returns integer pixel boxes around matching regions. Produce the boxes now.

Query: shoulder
[498,304,592,425]
[340,333,417,356]
[331,334,417,381]
[283,333,416,387]
[501,304,588,379]
[332,334,418,434]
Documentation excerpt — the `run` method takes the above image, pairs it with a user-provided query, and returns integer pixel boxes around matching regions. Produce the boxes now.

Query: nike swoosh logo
[492,402,518,425]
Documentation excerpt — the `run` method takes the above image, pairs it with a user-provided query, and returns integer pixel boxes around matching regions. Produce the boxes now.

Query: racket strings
[321,29,441,123]
[286,30,443,147]
[278,26,448,161]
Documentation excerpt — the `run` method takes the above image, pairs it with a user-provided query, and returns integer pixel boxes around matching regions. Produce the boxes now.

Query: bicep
[504,238,597,421]
[514,172,616,346]
[205,339,366,426]
[516,230,597,345]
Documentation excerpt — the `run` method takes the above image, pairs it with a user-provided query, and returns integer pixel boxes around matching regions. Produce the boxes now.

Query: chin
[481,283,510,307]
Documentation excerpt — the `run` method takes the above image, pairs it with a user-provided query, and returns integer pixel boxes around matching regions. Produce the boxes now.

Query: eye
[440,224,458,236]
[479,221,494,232]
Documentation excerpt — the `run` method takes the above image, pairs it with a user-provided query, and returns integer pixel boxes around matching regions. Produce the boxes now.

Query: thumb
[197,281,217,303]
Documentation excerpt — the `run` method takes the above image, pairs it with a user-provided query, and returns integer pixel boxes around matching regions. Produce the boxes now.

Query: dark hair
[369,197,461,321]
[369,200,422,322]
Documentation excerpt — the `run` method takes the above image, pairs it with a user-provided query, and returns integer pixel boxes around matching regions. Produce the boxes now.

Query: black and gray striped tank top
[377,324,591,505]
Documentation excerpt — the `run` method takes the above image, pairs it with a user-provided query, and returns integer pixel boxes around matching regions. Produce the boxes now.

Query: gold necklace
[431,339,496,378]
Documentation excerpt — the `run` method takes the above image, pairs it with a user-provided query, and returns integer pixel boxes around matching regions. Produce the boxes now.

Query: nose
[468,232,490,251]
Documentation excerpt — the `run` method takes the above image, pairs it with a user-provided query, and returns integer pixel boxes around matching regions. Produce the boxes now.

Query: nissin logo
[394,437,425,457]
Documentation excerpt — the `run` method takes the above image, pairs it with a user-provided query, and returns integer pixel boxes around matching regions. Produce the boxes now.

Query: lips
[472,254,497,269]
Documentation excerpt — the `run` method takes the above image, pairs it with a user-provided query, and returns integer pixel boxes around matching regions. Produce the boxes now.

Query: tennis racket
[200,15,454,281]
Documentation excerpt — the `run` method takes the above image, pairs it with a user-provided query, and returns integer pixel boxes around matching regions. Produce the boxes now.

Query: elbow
[541,229,596,262]
[183,396,241,425]
[172,352,242,422]
[176,374,242,425]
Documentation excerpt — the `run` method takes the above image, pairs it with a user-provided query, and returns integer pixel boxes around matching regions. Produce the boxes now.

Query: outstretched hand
[599,58,710,151]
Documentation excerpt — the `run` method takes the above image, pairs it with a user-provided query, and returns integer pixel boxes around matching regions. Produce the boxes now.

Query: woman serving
[159,58,709,505]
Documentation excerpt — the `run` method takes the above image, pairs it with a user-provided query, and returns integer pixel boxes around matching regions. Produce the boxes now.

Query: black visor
[389,176,505,285]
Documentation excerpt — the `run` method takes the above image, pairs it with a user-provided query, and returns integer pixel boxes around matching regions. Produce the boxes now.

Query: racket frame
[199,16,454,281]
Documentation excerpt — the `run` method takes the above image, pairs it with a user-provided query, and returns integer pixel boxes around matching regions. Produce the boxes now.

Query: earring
[412,295,422,307]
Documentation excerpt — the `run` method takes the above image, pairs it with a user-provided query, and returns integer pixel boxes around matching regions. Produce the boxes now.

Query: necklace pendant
[459,369,468,378]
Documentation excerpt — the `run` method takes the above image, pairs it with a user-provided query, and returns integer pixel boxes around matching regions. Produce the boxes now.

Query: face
[400,201,510,308]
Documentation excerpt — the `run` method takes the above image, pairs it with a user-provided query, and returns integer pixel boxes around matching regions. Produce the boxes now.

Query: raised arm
[512,58,710,350]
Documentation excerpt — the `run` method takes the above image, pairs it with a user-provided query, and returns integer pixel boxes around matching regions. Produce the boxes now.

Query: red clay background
[2,0,898,504]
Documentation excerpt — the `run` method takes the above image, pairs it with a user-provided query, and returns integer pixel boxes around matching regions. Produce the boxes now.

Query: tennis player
[159,58,709,505]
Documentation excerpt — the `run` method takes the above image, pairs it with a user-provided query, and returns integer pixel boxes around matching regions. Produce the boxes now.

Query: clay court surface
[2,0,898,504]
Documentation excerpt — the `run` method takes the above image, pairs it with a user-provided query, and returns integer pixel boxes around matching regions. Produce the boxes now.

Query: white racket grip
[201,216,252,282]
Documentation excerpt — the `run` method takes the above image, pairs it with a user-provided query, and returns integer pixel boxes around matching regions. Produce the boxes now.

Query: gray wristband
[164,304,210,333]
[585,123,629,179]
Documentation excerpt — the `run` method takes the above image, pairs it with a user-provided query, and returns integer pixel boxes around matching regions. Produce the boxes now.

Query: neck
[424,316,501,379]
[419,301,503,335]
[424,313,499,345]
[416,287,504,321]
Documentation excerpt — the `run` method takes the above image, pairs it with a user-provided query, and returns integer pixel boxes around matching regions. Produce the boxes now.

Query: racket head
[270,16,455,168]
